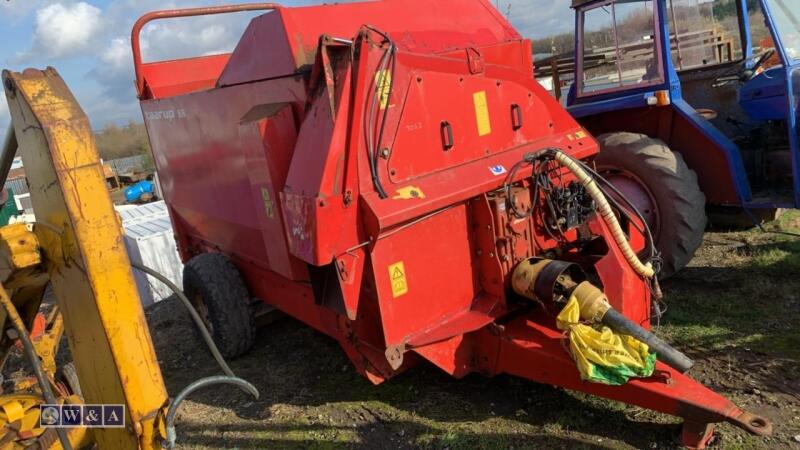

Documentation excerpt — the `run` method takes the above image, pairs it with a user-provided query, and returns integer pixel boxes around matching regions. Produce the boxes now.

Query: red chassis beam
[408,217,772,449]
[488,316,771,450]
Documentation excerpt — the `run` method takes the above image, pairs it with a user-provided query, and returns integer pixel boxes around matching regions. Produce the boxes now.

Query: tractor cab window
[667,0,745,71]
[768,0,800,62]
[579,0,663,96]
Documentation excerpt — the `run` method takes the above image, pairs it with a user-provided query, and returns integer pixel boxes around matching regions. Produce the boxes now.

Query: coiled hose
[550,150,656,279]
[131,263,258,449]
[131,262,235,378]
[164,376,259,449]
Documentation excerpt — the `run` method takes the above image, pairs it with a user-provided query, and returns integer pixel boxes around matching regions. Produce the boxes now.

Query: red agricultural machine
[133,1,771,447]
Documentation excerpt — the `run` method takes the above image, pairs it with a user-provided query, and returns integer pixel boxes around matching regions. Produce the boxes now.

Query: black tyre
[183,253,255,358]
[595,132,706,278]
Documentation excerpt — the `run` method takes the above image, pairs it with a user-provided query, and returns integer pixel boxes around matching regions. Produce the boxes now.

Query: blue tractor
[560,0,798,277]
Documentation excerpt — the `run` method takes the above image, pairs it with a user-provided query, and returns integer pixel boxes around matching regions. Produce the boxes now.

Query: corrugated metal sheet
[125,217,173,240]
[5,177,29,195]
[14,194,33,214]
[118,200,167,223]
[117,200,183,306]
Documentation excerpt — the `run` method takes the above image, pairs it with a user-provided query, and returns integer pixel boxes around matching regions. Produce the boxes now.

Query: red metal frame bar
[487,315,772,449]
[131,3,282,96]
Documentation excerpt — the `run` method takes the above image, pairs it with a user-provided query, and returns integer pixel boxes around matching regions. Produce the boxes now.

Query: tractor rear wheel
[595,132,706,279]
[183,252,255,358]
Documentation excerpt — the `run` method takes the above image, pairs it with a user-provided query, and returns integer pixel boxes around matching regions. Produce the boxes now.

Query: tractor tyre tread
[596,132,706,278]
[183,252,255,358]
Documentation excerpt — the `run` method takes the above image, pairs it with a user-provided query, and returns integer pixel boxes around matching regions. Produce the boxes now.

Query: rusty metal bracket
[384,343,405,370]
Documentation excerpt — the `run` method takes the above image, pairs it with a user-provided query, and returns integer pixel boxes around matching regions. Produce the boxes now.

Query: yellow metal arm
[2,68,168,449]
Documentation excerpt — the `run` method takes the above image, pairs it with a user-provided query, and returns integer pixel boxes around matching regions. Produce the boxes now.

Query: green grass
[168,211,800,450]
[659,210,800,358]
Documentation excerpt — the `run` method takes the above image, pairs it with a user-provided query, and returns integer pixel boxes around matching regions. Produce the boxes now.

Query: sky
[0,0,572,143]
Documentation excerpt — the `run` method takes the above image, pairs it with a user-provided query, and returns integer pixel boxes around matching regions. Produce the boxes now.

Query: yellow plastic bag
[556,295,656,385]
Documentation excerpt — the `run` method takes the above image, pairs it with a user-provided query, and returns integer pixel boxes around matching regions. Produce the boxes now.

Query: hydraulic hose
[550,150,656,279]
[0,283,73,450]
[164,375,259,449]
[130,262,236,378]
[132,263,261,448]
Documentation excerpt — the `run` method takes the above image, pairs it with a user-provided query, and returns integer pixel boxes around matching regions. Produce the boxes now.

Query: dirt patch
[2,225,796,449]
[147,225,800,450]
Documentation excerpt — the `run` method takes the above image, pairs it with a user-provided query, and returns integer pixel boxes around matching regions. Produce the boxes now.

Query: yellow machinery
[0,68,255,449]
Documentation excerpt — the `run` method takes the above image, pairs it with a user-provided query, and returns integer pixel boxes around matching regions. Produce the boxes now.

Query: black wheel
[595,132,706,278]
[57,362,82,398]
[183,253,255,358]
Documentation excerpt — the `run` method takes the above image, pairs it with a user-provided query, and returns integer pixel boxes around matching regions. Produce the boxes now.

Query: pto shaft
[512,259,693,373]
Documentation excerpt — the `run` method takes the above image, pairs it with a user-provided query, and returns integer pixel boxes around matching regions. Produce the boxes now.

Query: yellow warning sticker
[575,130,587,139]
[473,91,491,136]
[388,261,408,298]
[375,69,392,110]
[392,185,426,200]
[261,188,275,218]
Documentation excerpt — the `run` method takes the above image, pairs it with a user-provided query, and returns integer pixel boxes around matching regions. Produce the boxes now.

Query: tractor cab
[540,0,799,276]
[564,0,799,210]
[738,2,799,123]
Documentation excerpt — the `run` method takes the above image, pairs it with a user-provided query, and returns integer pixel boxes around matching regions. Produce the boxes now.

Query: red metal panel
[239,103,309,281]
[360,131,596,235]
[281,77,356,265]
[218,0,521,86]
[216,11,298,87]
[411,334,475,378]
[354,47,598,235]
[141,77,306,268]
[439,40,535,78]
[138,54,230,99]
[280,52,364,266]
[589,217,651,328]
[387,70,553,181]
[368,203,480,347]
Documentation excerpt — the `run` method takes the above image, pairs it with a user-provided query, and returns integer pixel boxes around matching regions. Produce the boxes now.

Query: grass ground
[149,213,800,449]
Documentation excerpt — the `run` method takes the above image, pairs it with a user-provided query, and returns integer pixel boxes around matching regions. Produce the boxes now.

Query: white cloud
[100,37,130,71]
[83,1,264,129]
[502,0,575,40]
[0,0,51,23]
[81,90,142,128]
[14,2,104,61]
[35,2,103,57]
[137,21,244,62]
[5,0,331,134]
[88,5,263,105]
